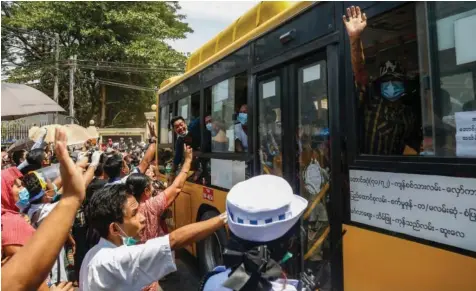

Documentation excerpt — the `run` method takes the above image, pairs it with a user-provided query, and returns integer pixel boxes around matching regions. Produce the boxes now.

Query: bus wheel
[197,210,227,275]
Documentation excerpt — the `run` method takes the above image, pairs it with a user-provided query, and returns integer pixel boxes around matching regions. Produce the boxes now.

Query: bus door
[255,46,342,290]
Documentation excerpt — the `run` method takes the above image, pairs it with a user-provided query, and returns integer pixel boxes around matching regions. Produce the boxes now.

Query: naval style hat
[226,175,308,242]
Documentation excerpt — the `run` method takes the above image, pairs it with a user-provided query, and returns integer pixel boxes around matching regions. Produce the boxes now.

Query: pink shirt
[138,190,168,291]
[139,190,168,243]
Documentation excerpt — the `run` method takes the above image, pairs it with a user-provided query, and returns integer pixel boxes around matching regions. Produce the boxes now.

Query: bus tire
[197,210,227,275]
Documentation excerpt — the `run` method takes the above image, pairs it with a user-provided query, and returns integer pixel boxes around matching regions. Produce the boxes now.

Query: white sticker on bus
[181,104,188,119]
[262,81,276,99]
[303,64,320,83]
[349,169,476,252]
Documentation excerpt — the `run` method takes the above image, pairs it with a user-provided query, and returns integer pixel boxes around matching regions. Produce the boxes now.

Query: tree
[1,1,191,127]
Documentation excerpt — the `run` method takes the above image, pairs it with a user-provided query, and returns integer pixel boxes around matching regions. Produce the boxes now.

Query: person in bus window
[235,104,248,152]
[208,117,229,153]
[343,6,422,155]
[170,116,200,183]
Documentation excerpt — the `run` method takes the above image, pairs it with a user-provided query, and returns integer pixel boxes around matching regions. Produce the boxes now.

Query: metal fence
[1,121,50,145]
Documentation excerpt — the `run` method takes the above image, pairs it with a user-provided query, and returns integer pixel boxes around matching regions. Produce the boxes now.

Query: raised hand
[55,127,85,204]
[148,121,157,139]
[90,151,102,167]
[343,6,367,39]
[50,282,75,291]
[184,145,193,163]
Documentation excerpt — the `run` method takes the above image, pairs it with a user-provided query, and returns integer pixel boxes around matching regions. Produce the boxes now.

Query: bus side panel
[343,225,476,291]
[185,182,228,257]
[174,190,193,255]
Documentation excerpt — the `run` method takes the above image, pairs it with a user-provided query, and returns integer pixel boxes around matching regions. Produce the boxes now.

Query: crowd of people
[1,119,309,291]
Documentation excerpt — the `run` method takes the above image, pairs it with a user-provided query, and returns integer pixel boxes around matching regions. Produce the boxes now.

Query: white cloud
[168,1,258,54]
[178,1,258,23]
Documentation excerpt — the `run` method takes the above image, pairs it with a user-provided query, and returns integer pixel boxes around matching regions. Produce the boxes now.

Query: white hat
[226,175,308,242]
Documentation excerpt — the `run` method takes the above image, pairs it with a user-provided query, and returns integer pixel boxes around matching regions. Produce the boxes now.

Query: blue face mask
[207,123,217,137]
[15,188,30,211]
[237,113,247,125]
[116,224,138,246]
[381,81,404,101]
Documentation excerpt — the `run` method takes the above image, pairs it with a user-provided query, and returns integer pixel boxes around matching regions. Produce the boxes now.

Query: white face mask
[178,130,188,138]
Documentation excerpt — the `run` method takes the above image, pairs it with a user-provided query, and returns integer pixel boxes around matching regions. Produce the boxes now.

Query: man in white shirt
[80,184,227,291]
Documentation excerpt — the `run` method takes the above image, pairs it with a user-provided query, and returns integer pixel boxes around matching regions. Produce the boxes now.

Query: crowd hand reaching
[0,127,85,291]
[90,151,102,167]
[76,156,89,170]
[49,282,74,291]
[56,128,85,205]
[343,6,367,39]
[184,145,193,163]
[148,121,157,139]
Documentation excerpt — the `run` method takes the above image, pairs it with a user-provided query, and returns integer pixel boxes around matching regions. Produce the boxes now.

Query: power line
[96,78,157,92]
[76,59,182,69]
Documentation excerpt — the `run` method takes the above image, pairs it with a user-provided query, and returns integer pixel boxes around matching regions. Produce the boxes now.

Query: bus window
[177,95,191,126]
[207,73,248,153]
[347,3,476,157]
[346,3,423,156]
[419,2,476,157]
[188,92,201,151]
[297,60,331,278]
[159,105,173,144]
[258,76,282,176]
[158,104,174,175]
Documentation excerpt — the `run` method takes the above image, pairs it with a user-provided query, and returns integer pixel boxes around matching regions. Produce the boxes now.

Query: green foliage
[1,1,191,127]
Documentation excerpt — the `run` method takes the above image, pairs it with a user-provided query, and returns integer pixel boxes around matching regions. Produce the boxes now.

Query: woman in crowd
[1,167,53,290]
[2,128,86,291]
[125,144,192,291]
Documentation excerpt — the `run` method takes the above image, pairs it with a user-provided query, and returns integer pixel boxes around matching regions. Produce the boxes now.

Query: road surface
[160,249,202,290]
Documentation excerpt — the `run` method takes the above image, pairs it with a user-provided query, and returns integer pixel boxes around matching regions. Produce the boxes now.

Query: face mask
[49,184,60,202]
[116,224,138,246]
[178,130,188,138]
[15,188,30,211]
[237,113,247,125]
[381,81,404,101]
[206,123,212,132]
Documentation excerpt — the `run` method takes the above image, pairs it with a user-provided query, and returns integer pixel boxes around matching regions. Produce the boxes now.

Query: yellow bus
[156,1,476,290]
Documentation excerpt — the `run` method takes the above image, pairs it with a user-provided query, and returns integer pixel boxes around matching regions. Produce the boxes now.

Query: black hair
[125,173,151,202]
[170,116,185,128]
[12,150,26,166]
[22,173,43,204]
[103,154,123,179]
[85,178,107,206]
[26,148,45,169]
[87,184,129,238]
[94,163,104,178]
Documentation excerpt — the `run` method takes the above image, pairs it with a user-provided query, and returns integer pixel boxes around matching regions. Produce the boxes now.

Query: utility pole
[69,55,76,124]
[53,33,59,124]
[100,84,106,127]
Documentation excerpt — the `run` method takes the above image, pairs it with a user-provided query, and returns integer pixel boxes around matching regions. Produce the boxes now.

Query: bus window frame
[344,1,476,179]
[158,47,255,188]
[342,1,476,259]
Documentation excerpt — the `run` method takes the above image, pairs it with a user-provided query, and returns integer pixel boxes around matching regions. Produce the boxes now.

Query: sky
[167,1,259,54]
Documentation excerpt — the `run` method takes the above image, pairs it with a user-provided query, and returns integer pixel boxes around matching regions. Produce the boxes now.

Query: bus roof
[159,1,313,94]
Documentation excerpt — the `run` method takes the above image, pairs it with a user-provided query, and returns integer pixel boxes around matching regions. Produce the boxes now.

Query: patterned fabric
[359,86,421,155]
[138,190,168,291]
[138,190,168,243]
